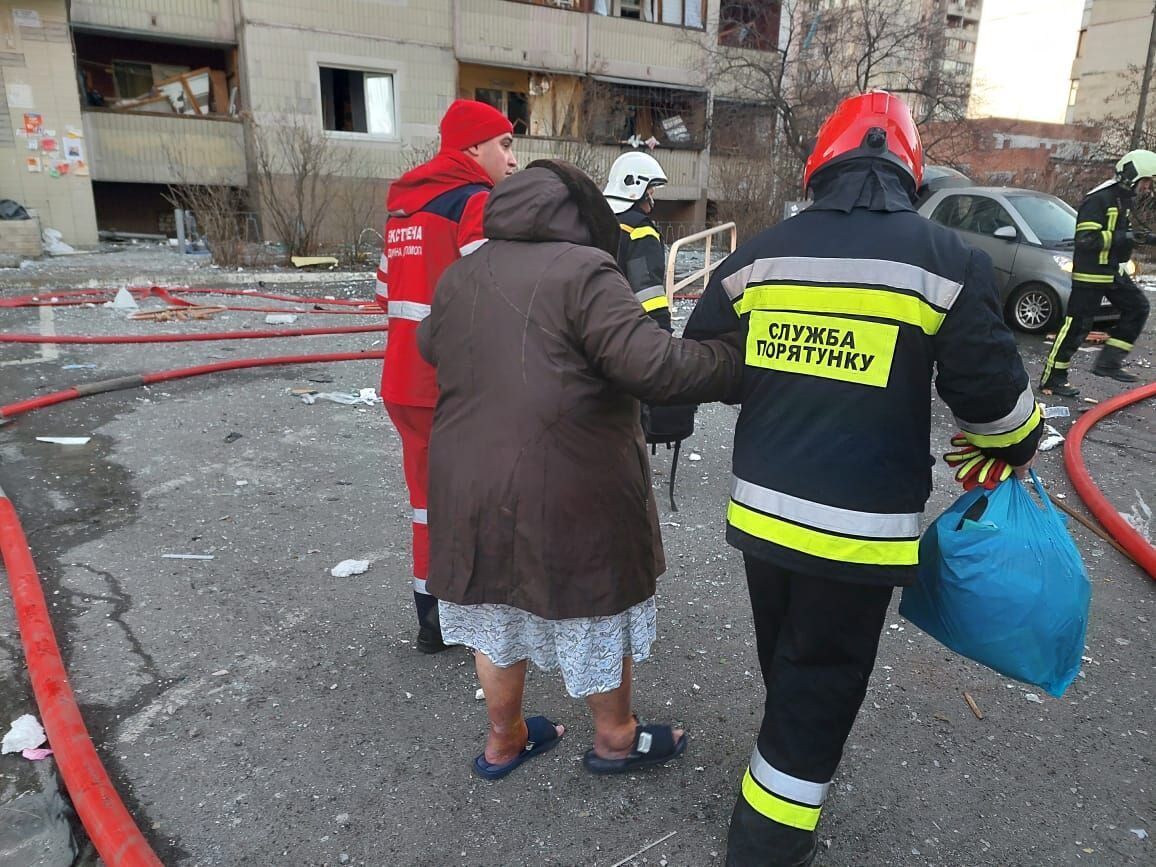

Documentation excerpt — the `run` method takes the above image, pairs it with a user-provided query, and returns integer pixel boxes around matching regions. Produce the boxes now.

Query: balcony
[454,0,587,74]
[454,0,708,83]
[71,0,236,44]
[83,111,247,186]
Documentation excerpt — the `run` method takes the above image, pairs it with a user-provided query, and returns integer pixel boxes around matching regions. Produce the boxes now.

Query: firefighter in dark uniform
[604,152,696,507]
[684,91,1044,866]
[1040,149,1156,397]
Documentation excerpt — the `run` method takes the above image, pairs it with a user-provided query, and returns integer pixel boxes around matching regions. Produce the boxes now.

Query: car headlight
[1052,254,1073,272]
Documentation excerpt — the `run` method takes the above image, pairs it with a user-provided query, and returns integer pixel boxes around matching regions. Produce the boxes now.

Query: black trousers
[727,555,893,867]
[1042,275,1150,382]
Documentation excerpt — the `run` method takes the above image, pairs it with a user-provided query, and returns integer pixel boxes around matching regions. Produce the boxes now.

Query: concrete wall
[1069,0,1151,124]
[71,0,237,43]
[0,0,98,246]
[83,110,247,185]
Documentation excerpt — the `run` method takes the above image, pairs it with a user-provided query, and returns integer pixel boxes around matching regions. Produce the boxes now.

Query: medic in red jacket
[376,100,517,652]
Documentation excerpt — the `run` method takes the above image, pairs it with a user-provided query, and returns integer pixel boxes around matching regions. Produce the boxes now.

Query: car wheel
[1006,282,1059,334]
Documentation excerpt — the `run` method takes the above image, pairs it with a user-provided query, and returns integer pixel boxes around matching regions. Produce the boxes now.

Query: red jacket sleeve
[456,190,489,256]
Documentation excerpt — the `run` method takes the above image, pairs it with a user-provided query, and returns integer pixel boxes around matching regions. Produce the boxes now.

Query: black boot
[415,593,448,654]
[1092,345,1139,382]
[1040,375,1079,397]
[725,797,818,867]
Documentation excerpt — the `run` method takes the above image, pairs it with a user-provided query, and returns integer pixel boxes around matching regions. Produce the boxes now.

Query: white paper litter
[300,389,379,406]
[1130,828,1149,840]
[105,286,139,311]
[475,688,485,701]
[1024,693,1044,704]
[331,559,370,578]
[2,714,46,755]
[1042,404,1071,419]
[36,437,91,445]
[688,452,702,462]
[1038,424,1065,452]
[161,553,214,560]
[264,314,298,325]
[1119,490,1152,542]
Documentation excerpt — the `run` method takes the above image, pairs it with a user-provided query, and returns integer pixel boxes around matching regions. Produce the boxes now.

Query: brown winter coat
[416,161,740,620]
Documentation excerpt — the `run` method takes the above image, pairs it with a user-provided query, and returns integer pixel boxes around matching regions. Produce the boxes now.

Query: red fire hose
[1063,381,1156,581]
[0,350,384,863]
[0,324,386,344]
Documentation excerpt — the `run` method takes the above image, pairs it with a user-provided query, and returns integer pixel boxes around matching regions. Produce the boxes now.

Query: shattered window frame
[582,81,707,150]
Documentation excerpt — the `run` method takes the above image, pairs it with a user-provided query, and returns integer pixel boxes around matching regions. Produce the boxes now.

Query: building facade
[20,0,787,249]
[1068,0,1150,125]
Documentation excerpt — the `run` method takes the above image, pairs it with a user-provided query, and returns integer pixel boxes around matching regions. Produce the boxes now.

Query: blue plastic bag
[900,471,1091,697]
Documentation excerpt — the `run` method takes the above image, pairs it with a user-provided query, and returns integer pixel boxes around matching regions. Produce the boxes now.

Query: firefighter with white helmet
[1041,149,1155,396]
[604,151,696,508]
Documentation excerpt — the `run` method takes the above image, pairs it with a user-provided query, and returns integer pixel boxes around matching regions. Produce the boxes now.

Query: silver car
[917,186,1115,334]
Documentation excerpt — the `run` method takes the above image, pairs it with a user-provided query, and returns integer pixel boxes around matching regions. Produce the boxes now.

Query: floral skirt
[438,597,657,698]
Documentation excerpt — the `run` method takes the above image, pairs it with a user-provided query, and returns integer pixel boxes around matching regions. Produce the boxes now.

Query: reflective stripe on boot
[725,795,817,867]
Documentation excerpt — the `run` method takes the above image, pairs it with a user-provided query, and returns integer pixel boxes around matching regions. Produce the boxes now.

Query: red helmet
[803,90,923,192]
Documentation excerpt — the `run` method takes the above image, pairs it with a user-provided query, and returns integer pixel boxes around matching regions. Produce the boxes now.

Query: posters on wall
[17,114,89,177]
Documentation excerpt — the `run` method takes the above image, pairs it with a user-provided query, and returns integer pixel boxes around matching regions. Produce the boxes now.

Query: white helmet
[1115,149,1156,189]
[603,152,668,214]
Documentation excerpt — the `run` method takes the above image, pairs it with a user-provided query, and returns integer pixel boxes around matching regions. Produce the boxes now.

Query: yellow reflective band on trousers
[1106,337,1134,351]
[727,501,919,566]
[962,402,1042,450]
[741,770,823,832]
[735,285,946,335]
[1072,272,1114,284]
[641,294,669,312]
[1042,317,1074,383]
[746,310,897,387]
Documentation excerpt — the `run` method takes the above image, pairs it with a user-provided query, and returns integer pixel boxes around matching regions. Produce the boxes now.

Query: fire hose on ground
[1,298,385,863]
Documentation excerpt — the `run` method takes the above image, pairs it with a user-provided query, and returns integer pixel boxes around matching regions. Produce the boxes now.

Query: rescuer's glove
[943,433,1013,491]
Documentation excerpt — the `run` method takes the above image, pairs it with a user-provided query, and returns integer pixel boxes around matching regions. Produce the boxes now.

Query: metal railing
[664,222,737,304]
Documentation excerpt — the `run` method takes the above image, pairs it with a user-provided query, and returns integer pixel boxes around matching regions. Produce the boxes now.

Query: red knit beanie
[439,99,514,151]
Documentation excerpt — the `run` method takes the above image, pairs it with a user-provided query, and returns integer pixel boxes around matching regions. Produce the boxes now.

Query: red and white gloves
[943,433,1013,491]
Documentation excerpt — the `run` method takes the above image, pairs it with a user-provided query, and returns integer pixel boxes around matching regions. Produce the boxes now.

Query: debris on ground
[1042,404,1070,419]
[1130,828,1149,840]
[1119,491,1152,542]
[104,286,139,311]
[41,228,77,256]
[22,747,54,761]
[264,313,298,325]
[2,714,46,754]
[35,437,91,445]
[963,691,984,720]
[130,305,224,321]
[298,388,379,407]
[331,559,370,578]
[161,553,214,560]
[1024,693,1044,704]
[290,256,339,269]
[1038,425,1065,452]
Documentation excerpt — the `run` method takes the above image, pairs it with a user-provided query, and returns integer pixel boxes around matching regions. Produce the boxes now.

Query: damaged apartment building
[1,1,783,251]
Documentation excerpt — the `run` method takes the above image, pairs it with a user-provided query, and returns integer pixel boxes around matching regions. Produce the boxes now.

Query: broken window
[73,31,237,115]
[719,1,780,51]
[582,81,706,149]
[475,88,531,135]
[319,67,396,136]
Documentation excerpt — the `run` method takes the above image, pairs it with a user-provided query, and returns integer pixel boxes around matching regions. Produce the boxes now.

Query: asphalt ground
[0,248,1152,867]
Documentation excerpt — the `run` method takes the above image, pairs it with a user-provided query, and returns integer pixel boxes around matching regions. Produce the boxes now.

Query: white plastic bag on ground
[41,228,76,256]
[331,559,370,578]
[2,714,47,754]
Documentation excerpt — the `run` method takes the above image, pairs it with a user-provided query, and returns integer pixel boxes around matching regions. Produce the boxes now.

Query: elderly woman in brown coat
[416,160,741,780]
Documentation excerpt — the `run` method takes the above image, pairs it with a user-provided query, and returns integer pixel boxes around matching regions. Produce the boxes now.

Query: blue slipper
[582,723,687,775]
[472,715,564,781]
